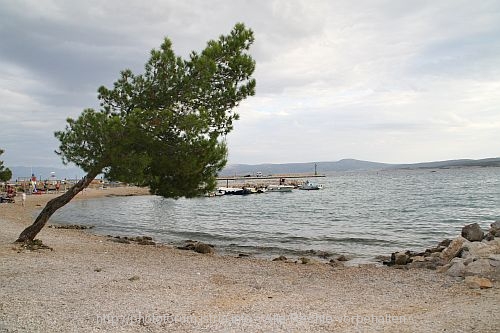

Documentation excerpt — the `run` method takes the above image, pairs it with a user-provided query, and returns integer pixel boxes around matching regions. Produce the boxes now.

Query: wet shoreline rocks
[384,221,500,289]
[48,224,94,230]
[107,235,156,245]
[177,240,215,254]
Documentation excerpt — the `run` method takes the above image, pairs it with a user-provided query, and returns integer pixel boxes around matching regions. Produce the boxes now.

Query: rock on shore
[384,221,500,289]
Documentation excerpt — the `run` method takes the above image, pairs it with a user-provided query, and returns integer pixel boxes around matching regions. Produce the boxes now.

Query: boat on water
[267,184,294,192]
[299,180,324,190]
[215,187,254,195]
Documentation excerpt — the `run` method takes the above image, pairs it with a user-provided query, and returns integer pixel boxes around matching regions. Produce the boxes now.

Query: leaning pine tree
[17,23,256,242]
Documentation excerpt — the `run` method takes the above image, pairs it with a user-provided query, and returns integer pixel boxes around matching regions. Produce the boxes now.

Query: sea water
[52,167,500,263]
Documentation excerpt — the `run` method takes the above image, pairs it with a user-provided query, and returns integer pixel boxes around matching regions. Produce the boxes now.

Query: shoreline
[1,187,499,332]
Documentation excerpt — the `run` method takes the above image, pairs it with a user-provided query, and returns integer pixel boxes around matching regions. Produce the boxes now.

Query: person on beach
[7,185,15,198]
[22,191,26,207]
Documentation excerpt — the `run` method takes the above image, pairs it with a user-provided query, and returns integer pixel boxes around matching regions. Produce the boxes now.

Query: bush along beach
[384,221,500,289]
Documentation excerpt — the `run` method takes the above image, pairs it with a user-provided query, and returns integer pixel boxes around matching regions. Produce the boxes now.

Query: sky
[1,0,499,169]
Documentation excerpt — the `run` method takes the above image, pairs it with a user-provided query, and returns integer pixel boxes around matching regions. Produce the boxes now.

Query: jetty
[216,173,325,188]
[217,173,325,181]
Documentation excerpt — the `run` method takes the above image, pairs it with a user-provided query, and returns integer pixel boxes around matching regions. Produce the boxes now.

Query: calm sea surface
[52,167,500,263]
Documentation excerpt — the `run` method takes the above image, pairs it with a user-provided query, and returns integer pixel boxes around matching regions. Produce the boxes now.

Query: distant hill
[220,159,391,176]
[392,158,500,169]
[8,157,500,180]
[220,157,500,176]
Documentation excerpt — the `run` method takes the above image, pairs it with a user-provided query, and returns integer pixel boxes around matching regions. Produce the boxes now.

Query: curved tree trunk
[16,169,100,242]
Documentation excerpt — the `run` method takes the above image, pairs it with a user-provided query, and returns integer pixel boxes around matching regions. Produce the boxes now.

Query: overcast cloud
[1,0,499,168]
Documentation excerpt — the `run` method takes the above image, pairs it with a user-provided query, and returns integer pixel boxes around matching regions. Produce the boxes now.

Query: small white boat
[267,184,294,192]
[299,180,324,190]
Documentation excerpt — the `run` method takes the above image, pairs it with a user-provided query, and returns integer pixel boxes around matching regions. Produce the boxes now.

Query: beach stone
[464,276,493,289]
[137,239,155,245]
[194,242,214,254]
[488,254,500,264]
[425,246,444,255]
[316,251,332,259]
[446,261,466,277]
[463,257,474,265]
[436,264,451,273]
[134,236,155,245]
[484,221,500,239]
[272,255,288,262]
[461,223,484,242]
[464,259,493,278]
[462,239,500,258]
[490,220,500,231]
[483,234,495,241]
[450,257,464,264]
[299,257,311,264]
[177,243,195,251]
[49,224,93,229]
[110,238,131,244]
[409,261,441,270]
[411,256,426,262]
[438,239,452,248]
[328,259,344,268]
[424,254,446,267]
[336,254,350,261]
[440,236,467,262]
[394,252,409,265]
[460,250,472,259]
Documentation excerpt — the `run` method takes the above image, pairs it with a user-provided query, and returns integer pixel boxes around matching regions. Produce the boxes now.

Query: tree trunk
[16,169,100,242]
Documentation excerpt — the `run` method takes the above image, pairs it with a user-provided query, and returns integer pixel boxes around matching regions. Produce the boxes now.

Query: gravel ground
[1,188,498,332]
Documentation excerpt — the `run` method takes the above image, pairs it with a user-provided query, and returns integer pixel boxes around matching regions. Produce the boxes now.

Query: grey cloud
[1,0,499,167]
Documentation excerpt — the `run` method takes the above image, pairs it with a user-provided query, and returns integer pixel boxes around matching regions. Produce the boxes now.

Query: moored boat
[215,187,253,195]
[299,180,323,190]
[267,184,294,192]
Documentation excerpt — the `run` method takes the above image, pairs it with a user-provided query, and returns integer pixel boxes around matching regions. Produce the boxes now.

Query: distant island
[219,157,500,176]
[8,157,500,181]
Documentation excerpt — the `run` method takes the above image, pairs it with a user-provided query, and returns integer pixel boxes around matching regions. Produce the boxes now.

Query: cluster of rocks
[384,221,500,289]
[177,240,215,254]
[272,254,350,266]
[48,224,94,230]
[107,235,155,245]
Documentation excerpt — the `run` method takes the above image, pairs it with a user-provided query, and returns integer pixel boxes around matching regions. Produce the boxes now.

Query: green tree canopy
[0,149,12,182]
[17,23,256,242]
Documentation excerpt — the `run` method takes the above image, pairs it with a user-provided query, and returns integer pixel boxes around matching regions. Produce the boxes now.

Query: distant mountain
[8,157,500,181]
[220,157,500,176]
[392,158,500,169]
[10,166,85,181]
[220,159,391,176]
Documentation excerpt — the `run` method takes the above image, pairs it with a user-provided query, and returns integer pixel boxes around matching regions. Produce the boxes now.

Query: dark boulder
[461,223,484,242]
[194,242,214,254]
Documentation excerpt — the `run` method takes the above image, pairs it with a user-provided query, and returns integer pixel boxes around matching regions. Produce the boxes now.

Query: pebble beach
[1,187,498,332]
